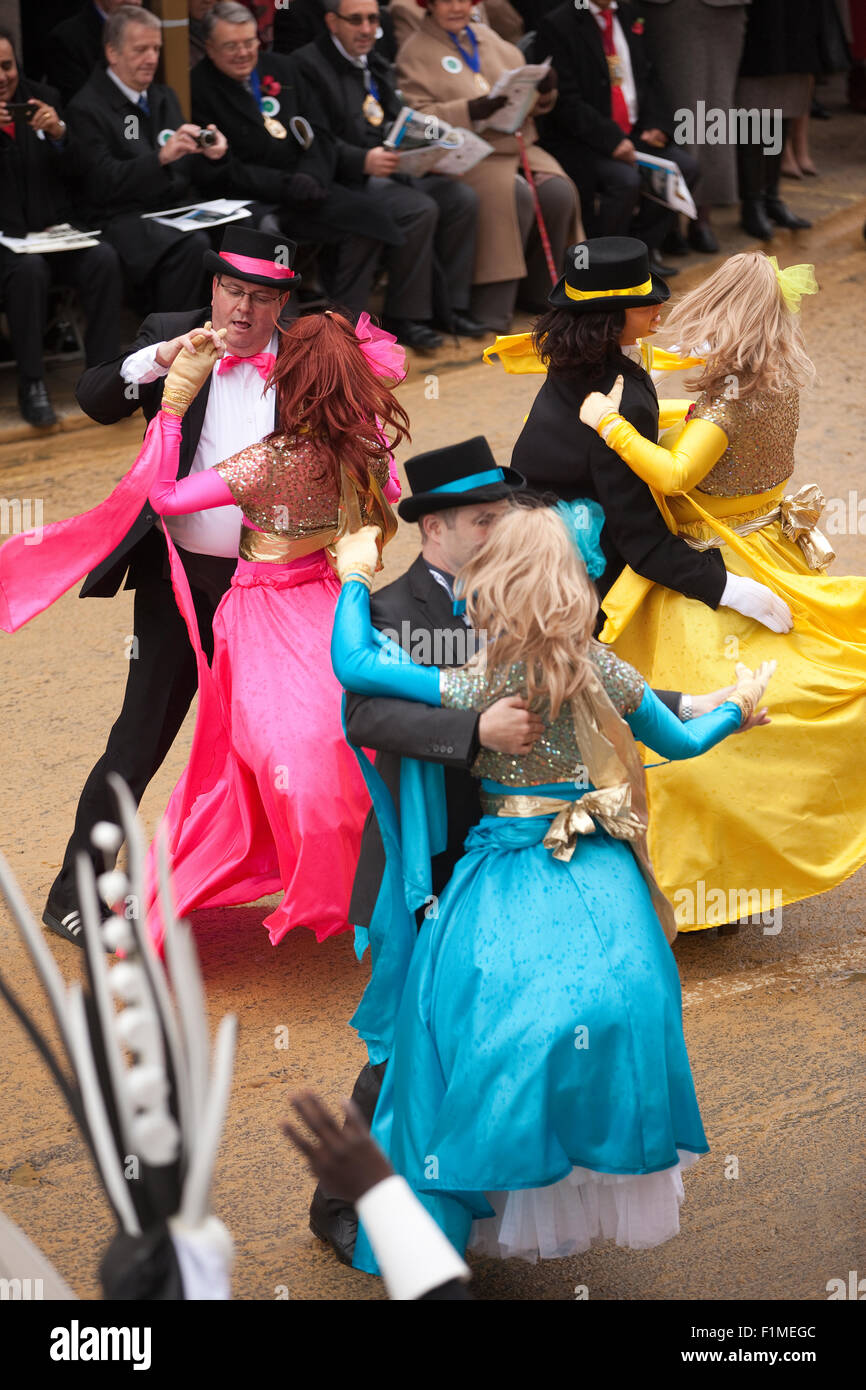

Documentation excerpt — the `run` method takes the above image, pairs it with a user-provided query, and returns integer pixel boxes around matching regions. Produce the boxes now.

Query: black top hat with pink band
[204,226,302,289]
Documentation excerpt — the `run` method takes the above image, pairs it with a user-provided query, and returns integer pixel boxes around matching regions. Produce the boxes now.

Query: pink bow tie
[217,351,276,380]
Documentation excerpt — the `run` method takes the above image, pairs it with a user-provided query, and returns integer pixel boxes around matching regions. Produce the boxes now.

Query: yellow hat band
[564,276,654,303]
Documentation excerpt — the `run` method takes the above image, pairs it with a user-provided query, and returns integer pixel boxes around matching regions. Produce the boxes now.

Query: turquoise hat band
[427,468,505,495]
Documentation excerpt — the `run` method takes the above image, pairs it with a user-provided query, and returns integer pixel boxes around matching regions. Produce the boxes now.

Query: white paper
[386,106,492,176]
[141,199,252,232]
[483,59,551,135]
[0,223,103,253]
[634,153,698,219]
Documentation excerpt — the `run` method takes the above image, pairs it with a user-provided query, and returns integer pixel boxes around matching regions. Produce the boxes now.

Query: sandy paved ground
[1,204,866,1302]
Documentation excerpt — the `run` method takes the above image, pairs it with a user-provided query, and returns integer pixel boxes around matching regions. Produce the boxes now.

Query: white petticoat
[468,1150,702,1263]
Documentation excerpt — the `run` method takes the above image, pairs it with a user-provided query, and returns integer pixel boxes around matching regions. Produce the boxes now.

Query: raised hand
[579,373,625,432]
[334,524,382,589]
[161,323,226,417]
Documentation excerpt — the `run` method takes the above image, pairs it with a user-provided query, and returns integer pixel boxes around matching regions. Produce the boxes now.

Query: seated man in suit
[44,0,143,106]
[67,5,230,314]
[192,2,403,314]
[42,227,297,945]
[294,0,487,348]
[0,26,122,426]
[273,0,398,60]
[532,0,699,277]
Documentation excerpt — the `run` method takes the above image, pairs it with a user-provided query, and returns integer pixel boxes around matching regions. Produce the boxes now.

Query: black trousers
[569,139,699,248]
[48,530,236,909]
[336,174,478,321]
[0,241,124,379]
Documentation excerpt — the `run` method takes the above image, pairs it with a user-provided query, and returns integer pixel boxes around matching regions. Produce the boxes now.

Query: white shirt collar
[588,1,619,16]
[331,34,368,69]
[107,66,149,107]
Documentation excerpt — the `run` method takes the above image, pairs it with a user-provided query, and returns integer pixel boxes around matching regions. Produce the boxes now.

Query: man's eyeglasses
[216,37,260,55]
[336,11,381,26]
[217,279,282,309]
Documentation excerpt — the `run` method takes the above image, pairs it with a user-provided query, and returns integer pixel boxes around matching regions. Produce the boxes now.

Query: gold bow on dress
[490,784,643,863]
[779,483,836,571]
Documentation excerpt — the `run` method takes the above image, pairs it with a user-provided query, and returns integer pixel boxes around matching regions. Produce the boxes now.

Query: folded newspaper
[141,199,252,232]
[385,106,492,177]
[0,223,103,253]
[483,59,551,135]
[635,152,698,219]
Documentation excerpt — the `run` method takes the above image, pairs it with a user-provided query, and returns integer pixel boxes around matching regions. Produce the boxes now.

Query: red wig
[265,312,410,494]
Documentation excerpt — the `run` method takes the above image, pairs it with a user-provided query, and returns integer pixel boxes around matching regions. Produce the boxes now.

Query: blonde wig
[457,503,598,720]
[659,251,816,399]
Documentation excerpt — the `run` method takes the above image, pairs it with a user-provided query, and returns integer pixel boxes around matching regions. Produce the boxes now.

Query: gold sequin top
[440,645,645,786]
[691,387,799,497]
[217,434,391,535]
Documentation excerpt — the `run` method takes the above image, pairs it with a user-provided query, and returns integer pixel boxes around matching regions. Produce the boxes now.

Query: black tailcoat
[511,354,726,607]
[75,307,278,597]
[66,67,225,280]
[189,54,401,244]
[346,557,482,931]
[292,33,402,187]
[533,0,672,181]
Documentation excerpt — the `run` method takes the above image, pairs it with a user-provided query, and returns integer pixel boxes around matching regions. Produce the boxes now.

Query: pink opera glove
[384,456,402,503]
[149,410,236,516]
[354,311,407,383]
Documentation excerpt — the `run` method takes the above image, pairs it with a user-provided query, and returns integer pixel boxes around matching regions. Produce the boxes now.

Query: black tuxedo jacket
[511,355,725,608]
[533,0,672,164]
[293,33,402,187]
[67,67,224,276]
[75,307,279,597]
[273,0,397,62]
[43,0,104,106]
[190,53,401,244]
[346,556,482,930]
[0,77,78,237]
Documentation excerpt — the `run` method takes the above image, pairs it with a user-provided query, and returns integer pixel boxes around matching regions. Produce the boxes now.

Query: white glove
[719,573,793,634]
[579,373,624,432]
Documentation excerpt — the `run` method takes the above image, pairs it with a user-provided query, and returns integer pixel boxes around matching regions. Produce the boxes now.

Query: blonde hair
[659,251,816,399]
[457,504,598,720]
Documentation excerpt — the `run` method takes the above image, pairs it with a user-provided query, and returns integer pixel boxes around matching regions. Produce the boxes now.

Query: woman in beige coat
[396,0,583,331]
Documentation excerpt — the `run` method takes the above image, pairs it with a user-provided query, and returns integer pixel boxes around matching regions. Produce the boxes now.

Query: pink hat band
[220,251,296,281]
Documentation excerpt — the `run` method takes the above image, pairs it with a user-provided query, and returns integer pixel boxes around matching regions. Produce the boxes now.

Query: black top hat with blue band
[398,436,525,522]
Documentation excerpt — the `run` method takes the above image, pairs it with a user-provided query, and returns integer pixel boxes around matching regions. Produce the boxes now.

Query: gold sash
[238,467,398,567]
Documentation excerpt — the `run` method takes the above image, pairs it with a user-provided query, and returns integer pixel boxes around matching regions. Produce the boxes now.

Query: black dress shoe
[648,255,679,278]
[383,318,443,351]
[308,1187,358,1267]
[18,378,58,428]
[687,219,719,254]
[449,312,489,339]
[765,198,812,230]
[741,198,774,240]
[661,226,689,257]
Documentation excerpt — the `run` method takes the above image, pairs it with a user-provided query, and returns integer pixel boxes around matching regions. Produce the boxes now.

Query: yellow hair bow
[768,257,818,314]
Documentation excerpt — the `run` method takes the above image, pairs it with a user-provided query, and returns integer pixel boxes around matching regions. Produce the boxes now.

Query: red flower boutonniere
[632,18,645,35]
[685,402,696,421]
[261,75,281,97]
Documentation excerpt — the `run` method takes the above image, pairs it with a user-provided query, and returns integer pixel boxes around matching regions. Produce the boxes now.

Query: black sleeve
[535,19,625,155]
[588,430,726,609]
[344,691,481,769]
[654,689,681,717]
[74,314,167,424]
[294,51,368,185]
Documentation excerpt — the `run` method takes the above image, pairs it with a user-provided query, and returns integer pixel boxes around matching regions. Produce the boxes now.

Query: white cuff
[121,342,169,385]
[355,1175,470,1300]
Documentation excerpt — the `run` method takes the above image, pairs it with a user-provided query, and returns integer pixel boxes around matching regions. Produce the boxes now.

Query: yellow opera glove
[580,374,729,493]
[334,525,382,589]
[161,324,226,417]
[728,660,777,724]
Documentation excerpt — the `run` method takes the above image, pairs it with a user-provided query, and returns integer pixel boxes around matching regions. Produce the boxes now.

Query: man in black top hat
[309,433,734,1265]
[0,26,123,427]
[42,226,300,945]
[66,5,230,315]
[512,237,793,635]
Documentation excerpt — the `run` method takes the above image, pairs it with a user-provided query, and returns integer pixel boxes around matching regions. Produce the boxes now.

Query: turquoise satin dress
[331,583,744,1267]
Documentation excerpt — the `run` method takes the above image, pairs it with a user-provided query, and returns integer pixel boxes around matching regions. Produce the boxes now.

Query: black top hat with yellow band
[398,436,525,523]
[549,237,670,313]
[204,226,302,290]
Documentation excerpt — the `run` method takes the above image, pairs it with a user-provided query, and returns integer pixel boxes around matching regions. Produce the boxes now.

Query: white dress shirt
[106,66,151,110]
[588,1,639,130]
[121,334,278,557]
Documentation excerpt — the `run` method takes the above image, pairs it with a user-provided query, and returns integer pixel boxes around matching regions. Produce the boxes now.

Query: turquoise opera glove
[627,684,742,759]
[331,579,442,704]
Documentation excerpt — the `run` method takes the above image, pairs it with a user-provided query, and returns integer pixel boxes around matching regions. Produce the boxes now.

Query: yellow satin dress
[598,386,866,931]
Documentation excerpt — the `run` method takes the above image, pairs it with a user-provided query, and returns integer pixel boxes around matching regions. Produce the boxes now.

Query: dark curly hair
[532,306,630,383]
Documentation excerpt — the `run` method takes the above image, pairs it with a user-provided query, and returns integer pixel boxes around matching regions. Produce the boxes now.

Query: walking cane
[514,131,558,288]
